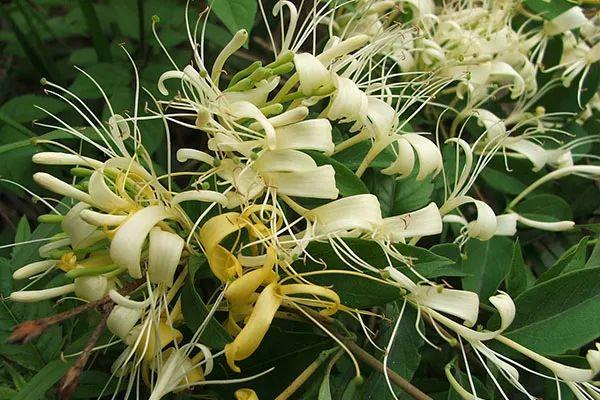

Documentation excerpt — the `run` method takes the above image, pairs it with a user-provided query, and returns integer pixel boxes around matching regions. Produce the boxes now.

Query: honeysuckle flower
[442,196,498,241]
[12,260,57,280]
[376,202,443,242]
[9,284,75,303]
[107,305,144,340]
[235,388,259,400]
[125,321,183,362]
[74,275,114,301]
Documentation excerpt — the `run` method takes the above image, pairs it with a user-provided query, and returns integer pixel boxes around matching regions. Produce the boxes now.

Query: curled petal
[88,170,131,212]
[74,275,113,301]
[381,138,415,177]
[307,194,383,235]
[274,119,334,154]
[62,202,105,249]
[107,305,143,339]
[148,347,206,400]
[176,148,215,166]
[495,213,518,236]
[229,101,276,150]
[224,77,280,106]
[544,7,588,36]
[226,247,276,306]
[110,206,173,278]
[403,133,443,180]
[280,283,341,316]
[294,53,331,95]
[262,166,339,199]
[171,190,228,207]
[235,389,259,400]
[410,285,480,327]
[365,97,396,139]
[126,321,182,362]
[467,200,498,241]
[253,149,317,173]
[379,202,442,241]
[148,228,185,286]
[326,75,369,127]
[225,283,282,372]
[473,109,506,140]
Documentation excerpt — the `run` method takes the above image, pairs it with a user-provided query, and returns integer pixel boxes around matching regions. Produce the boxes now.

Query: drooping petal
[381,138,416,177]
[225,282,282,372]
[107,305,143,339]
[294,53,331,95]
[62,202,105,249]
[171,190,228,207]
[262,166,339,199]
[307,194,383,235]
[379,203,442,241]
[110,206,174,278]
[403,133,443,180]
[253,149,317,173]
[274,119,334,154]
[410,285,480,327]
[88,170,131,212]
[147,228,185,286]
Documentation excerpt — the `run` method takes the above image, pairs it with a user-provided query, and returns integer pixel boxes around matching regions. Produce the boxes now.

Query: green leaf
[0,95,69,124]
[333,141,395,170]
[537,236,589,283]
[363,169,433,217]
[523,0,574,19]
[462,237,513,300]
[12,359,73,400]
[305,150,369,196]
[513,194,572,223]
[208,0,257,35]
[69,63,131,99]
[72,371,120,399]
[504,241,530,298]
[504,266,600,355]
[0,258,13,299]
[12,216,31,259]
[11,222,62,271]
[362,305,423,400]
[181,256,231,348]
[585,239,600,268]
[480,167,527,196]
[294,239,457,308]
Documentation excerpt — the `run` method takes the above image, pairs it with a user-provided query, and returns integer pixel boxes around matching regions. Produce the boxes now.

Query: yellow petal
[235,388,259,400]
[225,283,282,372]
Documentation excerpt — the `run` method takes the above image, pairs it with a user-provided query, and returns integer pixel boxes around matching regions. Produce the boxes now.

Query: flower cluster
[5,1,600,399]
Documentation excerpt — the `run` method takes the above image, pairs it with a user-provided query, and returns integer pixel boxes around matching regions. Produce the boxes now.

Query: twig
[275,348,338,400]
[58,302,113,400]
[330,331,433,400]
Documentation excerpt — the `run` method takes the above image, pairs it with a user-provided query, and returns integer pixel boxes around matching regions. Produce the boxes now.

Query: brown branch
[58,302,113,400]
[330,331,432,400]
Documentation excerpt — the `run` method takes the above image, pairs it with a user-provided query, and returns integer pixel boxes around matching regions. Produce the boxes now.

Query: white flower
[377,202,443,242]
[74,275,114,301]
[61,202,105,250]
[294,53,331,95]
[10,284,75,303]
[13,260,57,280]
[148,228,185,286]
[306,194,383,236]
[107,305,143,339]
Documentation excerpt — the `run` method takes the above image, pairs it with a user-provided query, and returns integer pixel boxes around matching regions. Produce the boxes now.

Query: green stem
[66,264,118,279]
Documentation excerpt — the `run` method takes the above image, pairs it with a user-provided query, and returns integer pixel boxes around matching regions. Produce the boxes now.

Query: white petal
[39,238,71,258]
[32,152,102,169]
[253,149,317,173]
[381,138,415,177]
[110,206,173,278]
[495,213,518,236]
[74,275,113,301]
[294,53,331,95]
[229,101,276,150]
[403,133,443,180]
[148,228,185,286]
[9,284,75,302]
[544,7,588,36]
[33,172,93,205]
[171,190,228,206]
[176,149,215,166]
[107,305,143,339]
[489,61,525,99]
[13,260,56,280]
[62,202,105,249]
[411,285,480,326]
[224,77,280,106]
[505,139,548,171]
[79,210,127,226]
[473,109,506,140]
[365,97,396,139]
[88,171,131,212]
[308,194,382,235]
[467,200,498,241]
[326,75,369,126]
[262,166,338,199]
[516,215,575,231]
[275,119,334,154]
[380,202,442,241]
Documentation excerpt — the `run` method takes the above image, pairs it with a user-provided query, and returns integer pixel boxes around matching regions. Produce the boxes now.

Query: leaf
[480,167,527,196]
[72,371,120,399]
[523,0,574,19]
[504,267,600,355]
[295,238,457,307]
[69,63,131,99]
[363,169,433,217]
[0,95,69,123]
[504,241,530,298]
[585,239,600,268]
[429,243,465,275]
[333,141,395,170]
[11,222,62,271]
[514,194,572,223]
[361,305,423,400]
[537,236,589,283]
[462,237,513,301]
[181,256,232,348]
[12,216,31,259]
[208,0,257,35]
[0,344,45,371]
[12,359,73,400]
[305,150,369,196]
[0,258,13,299]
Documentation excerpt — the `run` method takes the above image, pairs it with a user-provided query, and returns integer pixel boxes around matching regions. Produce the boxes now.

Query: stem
[330,331,433,400]
[275,348,338,400]
[507,166,600,209]
[58,302,112,400]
